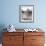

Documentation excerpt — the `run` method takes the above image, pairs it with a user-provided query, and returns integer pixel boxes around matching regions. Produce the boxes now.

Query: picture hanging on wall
[19,5,34,23]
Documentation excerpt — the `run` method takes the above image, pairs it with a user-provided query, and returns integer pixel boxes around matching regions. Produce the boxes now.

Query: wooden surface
[24,32,45,46]
[2,31,45,46]
[3,32,24,46]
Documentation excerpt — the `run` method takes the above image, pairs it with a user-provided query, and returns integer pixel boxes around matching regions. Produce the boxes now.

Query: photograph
[19,5,34,23]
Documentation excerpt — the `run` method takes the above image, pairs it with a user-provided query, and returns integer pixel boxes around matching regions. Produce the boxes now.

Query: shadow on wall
[0,24,6,43]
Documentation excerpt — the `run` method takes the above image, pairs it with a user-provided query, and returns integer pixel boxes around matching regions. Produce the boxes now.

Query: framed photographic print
[19,5,34,23]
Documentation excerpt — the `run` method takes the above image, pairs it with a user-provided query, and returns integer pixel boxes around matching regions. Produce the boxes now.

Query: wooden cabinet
[3,32,24,46]
[2,32,45,46]
[24,32,45,46]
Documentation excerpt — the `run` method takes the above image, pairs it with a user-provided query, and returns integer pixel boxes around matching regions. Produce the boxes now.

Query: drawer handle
[9,38,13,40]
[9,38,12,40]
[32,39,36,40]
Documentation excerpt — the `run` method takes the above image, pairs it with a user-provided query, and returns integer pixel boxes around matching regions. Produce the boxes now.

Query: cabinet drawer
[3,36,23,44]
[32,36,45,44]
[3,44,15,46]
[24,32,44,36]
[3,43,23,46]
[3,32,23,36]
[32,44,44,46]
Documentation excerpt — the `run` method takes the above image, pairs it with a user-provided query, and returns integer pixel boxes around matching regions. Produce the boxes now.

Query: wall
[0,0,46,43]
[0,0,46,29]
